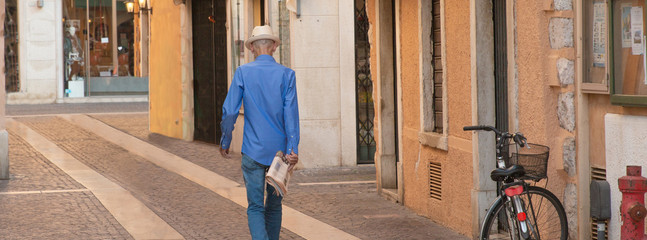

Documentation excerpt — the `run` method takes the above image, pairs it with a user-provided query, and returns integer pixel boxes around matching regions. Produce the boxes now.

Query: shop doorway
[62,0,148,97]
[192,0,228,143]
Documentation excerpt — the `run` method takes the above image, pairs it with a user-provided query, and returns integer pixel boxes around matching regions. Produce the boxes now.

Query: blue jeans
[242,154,283,240]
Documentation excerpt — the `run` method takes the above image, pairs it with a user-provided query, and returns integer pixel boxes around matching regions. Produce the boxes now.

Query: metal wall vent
[429,162,441,200]
[591,166,607,240]
[591,166,606,181]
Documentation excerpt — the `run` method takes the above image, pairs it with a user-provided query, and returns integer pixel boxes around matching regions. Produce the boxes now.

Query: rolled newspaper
[266,151,292,197]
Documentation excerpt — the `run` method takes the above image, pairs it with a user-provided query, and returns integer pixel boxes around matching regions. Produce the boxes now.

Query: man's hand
[219,147,230,159]
[286,152,298,172]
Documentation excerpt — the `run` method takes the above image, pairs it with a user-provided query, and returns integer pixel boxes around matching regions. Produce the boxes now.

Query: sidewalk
[1,103,469,239]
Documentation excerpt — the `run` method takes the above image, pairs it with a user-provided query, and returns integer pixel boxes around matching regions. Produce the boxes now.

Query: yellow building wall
[516,0,569,197]
[366,0,378,168]
[149,1,183,139]
[436,0,473,235]
[371,0,574,236]
[367,0,475,236]
[401,0,474,235]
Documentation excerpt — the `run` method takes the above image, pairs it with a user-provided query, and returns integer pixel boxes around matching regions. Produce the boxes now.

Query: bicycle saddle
[490,165,526,182]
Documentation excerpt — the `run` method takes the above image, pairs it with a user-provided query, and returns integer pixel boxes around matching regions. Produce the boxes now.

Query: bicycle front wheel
[481,186,568,240]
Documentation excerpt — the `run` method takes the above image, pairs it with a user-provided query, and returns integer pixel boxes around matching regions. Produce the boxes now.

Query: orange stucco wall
[439,0,473,235]
[366,0,378,168]
[417,0,474,235]
[446,0,473,142]
[397,0,427,225]
[516,0,570,195]
[369,0,575,237]
[149,1,184,139]
[399,0,474,236]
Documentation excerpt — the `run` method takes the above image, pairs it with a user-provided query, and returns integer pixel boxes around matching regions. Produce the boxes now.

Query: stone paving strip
[0,188,90,195]
[296,180,376,186]
[62,114,360,240]
[6,102,148,116]
[8,111,148,118]
[7,119,184,240]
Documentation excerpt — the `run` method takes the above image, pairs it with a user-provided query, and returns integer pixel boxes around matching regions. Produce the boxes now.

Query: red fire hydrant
[619,166,647,240]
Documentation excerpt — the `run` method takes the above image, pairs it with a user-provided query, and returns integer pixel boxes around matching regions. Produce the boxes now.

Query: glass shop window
[63,0,148,98]
[583,0,610,93]
[609,0,647,105]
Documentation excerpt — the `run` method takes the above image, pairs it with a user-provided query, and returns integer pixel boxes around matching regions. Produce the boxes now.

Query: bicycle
[463,125,568,240]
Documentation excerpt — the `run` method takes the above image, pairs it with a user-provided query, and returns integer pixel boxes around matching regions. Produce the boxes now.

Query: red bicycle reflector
[505,186,524,196]
[517,212,527,221]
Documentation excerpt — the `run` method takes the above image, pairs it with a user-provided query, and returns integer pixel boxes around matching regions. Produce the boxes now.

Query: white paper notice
[631,7,643,55]
[101,37,109,44]
[622,4,633,48]
[593,1,606,67]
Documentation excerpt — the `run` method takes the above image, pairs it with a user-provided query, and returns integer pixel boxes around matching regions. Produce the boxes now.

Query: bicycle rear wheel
[481,186,568,240]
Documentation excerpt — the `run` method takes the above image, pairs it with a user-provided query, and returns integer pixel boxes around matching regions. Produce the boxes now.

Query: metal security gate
[192,0,228,143]
[355,0,375,164]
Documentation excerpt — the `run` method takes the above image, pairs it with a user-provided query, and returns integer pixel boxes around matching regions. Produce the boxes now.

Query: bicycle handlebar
[513,133,527,148]
[463,125,528,148]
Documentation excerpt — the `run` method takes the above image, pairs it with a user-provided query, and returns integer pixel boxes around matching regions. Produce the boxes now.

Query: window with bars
[419,0,446,149]
[430,0,443,133]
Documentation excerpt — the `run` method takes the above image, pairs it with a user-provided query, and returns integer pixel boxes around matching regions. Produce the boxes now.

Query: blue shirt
[220,54,300,166]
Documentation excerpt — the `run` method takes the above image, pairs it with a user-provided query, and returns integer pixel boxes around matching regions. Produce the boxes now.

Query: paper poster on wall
[101,37,109,44]
[631,7,643,55]
[622,3,633,48]
[593,1,606,67]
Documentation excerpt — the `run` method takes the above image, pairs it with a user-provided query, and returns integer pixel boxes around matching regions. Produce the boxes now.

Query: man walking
[219,25,300,240]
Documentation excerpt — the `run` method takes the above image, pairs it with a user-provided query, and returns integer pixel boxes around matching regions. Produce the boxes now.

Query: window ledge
[418,131,448,151]
[582,83,609,94]
[611,94,647,107]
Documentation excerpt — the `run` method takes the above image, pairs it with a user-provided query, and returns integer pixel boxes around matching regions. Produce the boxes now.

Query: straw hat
[245,25,281,50]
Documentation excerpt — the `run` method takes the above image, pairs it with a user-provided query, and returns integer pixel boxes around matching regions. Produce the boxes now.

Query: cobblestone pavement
[0,131,132,239]
[15,116,301,239]
[91,112,468,240]
[2,103,469,239]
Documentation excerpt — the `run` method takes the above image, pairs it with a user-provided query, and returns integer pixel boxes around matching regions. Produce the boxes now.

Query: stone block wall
[288,0,357,168]
[10,0,62,104]
[546,0,577,238]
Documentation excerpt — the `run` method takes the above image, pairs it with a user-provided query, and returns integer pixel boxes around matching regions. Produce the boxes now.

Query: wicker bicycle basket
[505,143,550,180]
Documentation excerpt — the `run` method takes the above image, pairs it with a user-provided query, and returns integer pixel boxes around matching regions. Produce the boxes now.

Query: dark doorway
[493,0,508,229]
[493,0,508,133]
[192,0,228,143]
